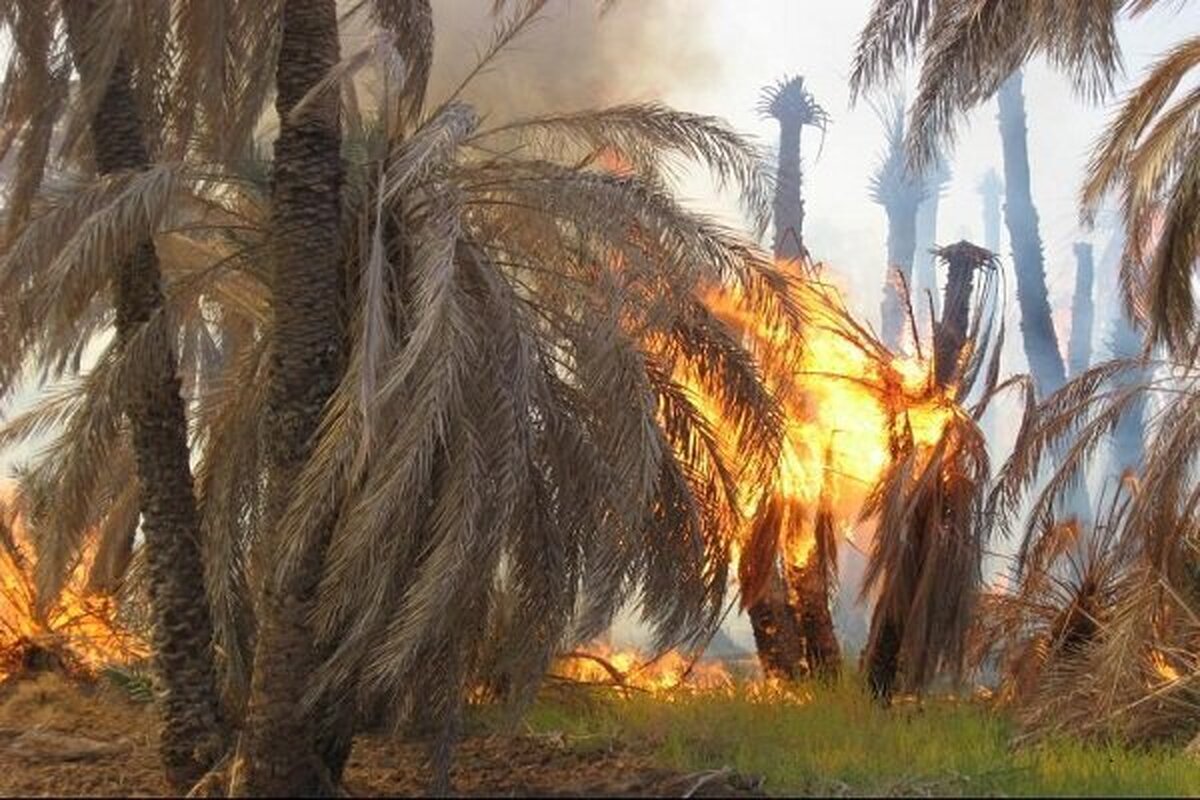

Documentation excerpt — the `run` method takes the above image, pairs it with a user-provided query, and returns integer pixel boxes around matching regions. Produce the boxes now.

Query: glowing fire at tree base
[0,486,147,682]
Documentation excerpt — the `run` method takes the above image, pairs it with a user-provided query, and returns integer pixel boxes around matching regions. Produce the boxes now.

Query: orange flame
[1150,650,1181,684]
[551,643,811,703]
[0,485,147,681]
[675,268,956,569]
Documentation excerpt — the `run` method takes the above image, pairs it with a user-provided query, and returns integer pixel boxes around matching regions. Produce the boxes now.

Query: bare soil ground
[0,673,761,797]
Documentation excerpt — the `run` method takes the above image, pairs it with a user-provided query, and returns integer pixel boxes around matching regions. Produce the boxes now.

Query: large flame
[681,267,956,569]
[0,485,147,680]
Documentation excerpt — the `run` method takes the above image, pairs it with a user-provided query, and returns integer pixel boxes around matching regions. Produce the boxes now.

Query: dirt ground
[0,673,761,797]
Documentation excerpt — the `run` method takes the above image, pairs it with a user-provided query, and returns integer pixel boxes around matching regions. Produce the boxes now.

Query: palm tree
[760,76,828,265]
[745,74,829,681]
[1068,242,1095,378]
[1097,224,1148,477]
[863,241,1003,701]
[0,3,787,789]
[0,1,226,788]
[997,71,1066,397]
[228,0,346,793]
[870,95,926,350]
[851,0,1199,362]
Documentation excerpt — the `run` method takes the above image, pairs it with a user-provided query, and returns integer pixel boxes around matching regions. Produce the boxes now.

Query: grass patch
[522,678,1199,796]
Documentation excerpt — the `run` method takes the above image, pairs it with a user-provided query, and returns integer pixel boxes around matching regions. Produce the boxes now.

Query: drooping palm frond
[971,487,1136,708]
[850,0,1169,168]
[2,5,798,759]
[1081,36,1200,359]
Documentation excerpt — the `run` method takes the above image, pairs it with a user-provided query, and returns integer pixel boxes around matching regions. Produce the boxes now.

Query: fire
[0,485,147,681]
[1150,650,1181,684]
[681,268,956,569]
[551,643,811,703]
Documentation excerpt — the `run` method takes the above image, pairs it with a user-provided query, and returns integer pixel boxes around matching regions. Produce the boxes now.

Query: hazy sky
[428,0,1199,354]
[617,2,1196,340]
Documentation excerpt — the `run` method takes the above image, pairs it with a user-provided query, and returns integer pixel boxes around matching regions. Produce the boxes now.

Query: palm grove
[0,0,1197,796]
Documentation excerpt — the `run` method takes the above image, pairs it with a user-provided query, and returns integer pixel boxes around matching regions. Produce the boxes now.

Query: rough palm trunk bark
[231,0,346,794]
[747,575,806,681]
[997,72,1066,399]
[61,1,224,790]
[1068,243,1095,379]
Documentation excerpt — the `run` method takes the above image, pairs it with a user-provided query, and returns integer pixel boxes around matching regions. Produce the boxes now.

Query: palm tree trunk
[747,576,806,681]
[231,0,346,794]
[772,119,806,263]
[879,198,919,349]
[61,1,223,789]
[791,499,840,680]
[1098,225,1148,477]
[997,71,1066,398]
[1068,243,1095,378]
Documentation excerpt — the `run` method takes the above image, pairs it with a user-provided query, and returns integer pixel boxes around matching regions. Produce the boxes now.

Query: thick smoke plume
[427,1,719,119]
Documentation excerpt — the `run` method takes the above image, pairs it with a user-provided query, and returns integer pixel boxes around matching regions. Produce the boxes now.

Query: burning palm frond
[861,242,1022,701]
[0,483,147,681]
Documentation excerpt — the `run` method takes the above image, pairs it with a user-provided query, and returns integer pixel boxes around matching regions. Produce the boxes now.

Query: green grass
[520,679,1200,796]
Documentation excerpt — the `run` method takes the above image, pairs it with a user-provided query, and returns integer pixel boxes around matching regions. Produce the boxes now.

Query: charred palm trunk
[772,115,806,263]
[868,241,983,702]
[232,0,346,794]
[1068,243,1094,379]
[791,494,840,680]
[747,78,824,681]
[62,2,223,789]
[997,72,1066,398]
[747,577,807,681]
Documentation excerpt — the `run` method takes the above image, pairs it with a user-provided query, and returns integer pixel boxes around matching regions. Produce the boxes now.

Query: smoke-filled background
[398,1,1196,654]
[412,1,1192,350]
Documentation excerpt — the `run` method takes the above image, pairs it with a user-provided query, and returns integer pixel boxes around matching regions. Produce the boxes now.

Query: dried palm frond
[1081,36,1200,360]
[971,487,1135,707]
[860,242,1018,700]
[850,1,1171,168]
[1,3,795,758]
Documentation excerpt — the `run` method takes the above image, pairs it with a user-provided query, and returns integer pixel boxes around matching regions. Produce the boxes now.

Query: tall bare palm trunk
[1068,243,1094,378]
[879,198,919,348]
[1098,225,1148,477]
[772,114,807,262]
[62,1,223,789]
[232,0,346,794]
[997,72,1065,398]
